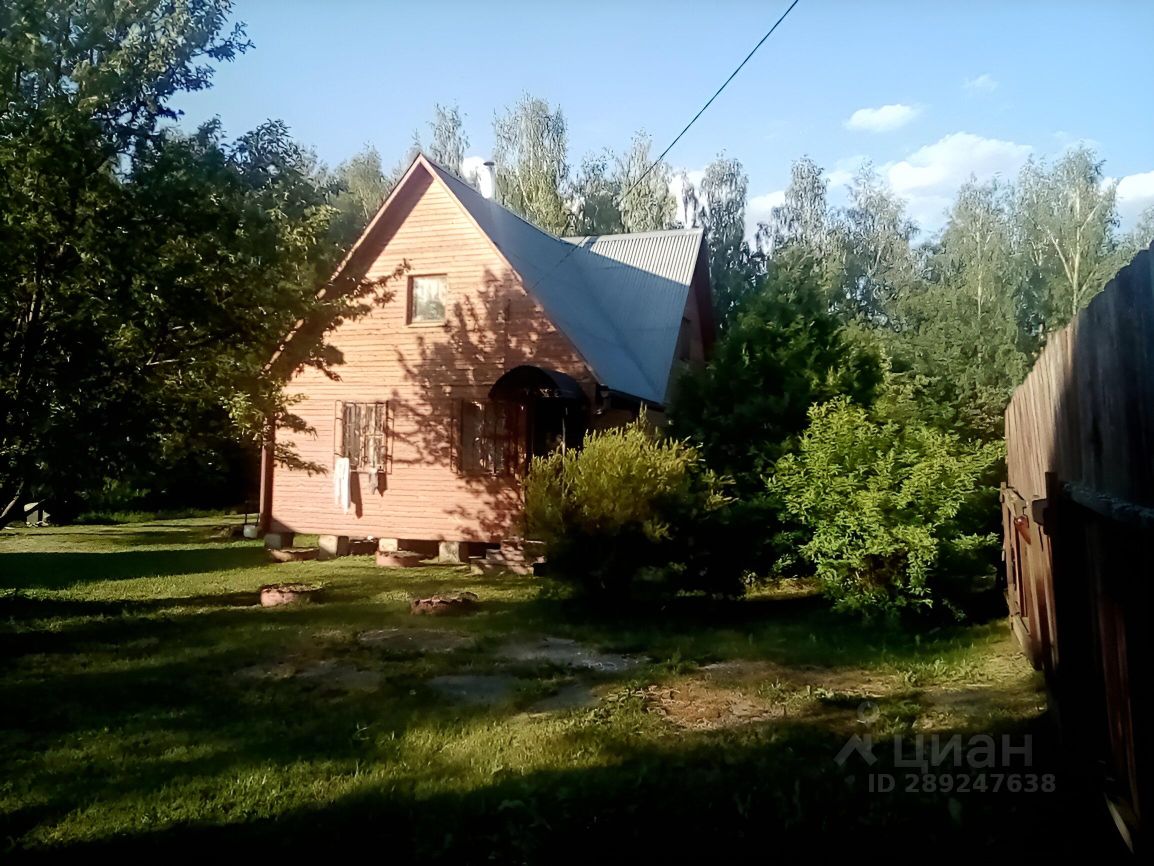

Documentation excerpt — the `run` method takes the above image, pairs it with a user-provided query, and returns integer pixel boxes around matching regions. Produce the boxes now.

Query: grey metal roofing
[427,159,704,404]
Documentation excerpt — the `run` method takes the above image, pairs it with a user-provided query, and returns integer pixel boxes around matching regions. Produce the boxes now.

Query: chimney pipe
[479,160,497,201]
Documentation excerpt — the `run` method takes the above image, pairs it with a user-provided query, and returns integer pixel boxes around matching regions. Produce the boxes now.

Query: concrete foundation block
[318,534,350,561]
[438,541,463,563]
[264,532,294,550]
[378,538,400,552]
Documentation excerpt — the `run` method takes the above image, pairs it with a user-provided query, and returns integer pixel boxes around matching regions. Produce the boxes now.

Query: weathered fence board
[1002,243,1152,852]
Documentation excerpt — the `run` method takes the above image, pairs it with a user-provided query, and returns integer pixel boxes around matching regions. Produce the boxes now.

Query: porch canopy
[488,365,586,403]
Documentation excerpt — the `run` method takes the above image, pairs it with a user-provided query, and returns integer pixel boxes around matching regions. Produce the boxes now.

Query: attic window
[409,275,446,323]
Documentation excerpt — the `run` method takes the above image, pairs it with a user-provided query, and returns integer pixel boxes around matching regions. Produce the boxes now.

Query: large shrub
[524,419,743,598]
[769,393,1002,620]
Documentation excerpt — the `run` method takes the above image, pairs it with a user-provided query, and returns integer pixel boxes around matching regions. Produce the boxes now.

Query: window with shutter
[460,400,523,475]
[338,401,388,469]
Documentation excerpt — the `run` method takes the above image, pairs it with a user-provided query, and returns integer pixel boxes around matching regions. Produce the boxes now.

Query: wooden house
[260,154,713,558]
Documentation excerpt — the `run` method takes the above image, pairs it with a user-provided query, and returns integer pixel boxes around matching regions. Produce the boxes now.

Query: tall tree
[670,251,882,493]
[328,144,392,245]
[1013,146,1121,339]
[0,1,387,525]
[492,94,570,234]
[942,180,1017,349]
[615,132,676,233]
[834,164,919,324]
[1122,206,1154,257]
[694,154,760,325]
[425,103,469,176]
[886,179,1027,439]
[571,151,623,235]
[758,156,831,259]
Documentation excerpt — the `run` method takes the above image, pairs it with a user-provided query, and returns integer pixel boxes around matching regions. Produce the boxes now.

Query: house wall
[271,167,593,542]
[662,252,711,407]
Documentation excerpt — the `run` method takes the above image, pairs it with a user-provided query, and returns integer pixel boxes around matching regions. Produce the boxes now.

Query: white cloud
[964,73,998,93]
[746,189,786,241]
[884,132,1032,230]
[1116,170,1154,225]
[844,103,919,133]
[668,168,706,223]
[460,154,486,183]
[827,155,867,189]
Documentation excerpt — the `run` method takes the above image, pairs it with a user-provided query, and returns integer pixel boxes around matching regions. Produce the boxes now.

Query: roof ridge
[424,154,701,403]
[563,227,704,242]
[424,156,573,251]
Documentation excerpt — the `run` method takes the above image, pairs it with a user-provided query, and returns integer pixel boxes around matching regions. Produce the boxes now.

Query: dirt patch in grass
[357,628,476,654]
[701,658,895,695]
[496,636,641,672]
[644,681,784,730]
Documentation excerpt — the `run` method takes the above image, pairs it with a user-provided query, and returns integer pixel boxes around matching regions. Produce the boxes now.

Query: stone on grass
[236,658,381,692]
[376,550,423,568]
[260,583,322,606]
[267,547,318,563]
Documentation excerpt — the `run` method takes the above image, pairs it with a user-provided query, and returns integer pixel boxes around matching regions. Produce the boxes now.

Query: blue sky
[176,0,1154,238]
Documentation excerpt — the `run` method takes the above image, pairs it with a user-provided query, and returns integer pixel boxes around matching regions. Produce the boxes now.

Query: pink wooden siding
[271,166,594,541]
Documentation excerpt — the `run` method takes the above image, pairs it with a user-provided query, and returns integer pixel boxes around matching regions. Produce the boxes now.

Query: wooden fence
[1001,243,1152,851]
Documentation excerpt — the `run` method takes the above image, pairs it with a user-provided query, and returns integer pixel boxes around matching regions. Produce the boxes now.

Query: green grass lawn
[0,519,1118,860]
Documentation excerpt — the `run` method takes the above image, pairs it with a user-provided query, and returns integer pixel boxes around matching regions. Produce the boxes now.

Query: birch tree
[615,132,677,233]
[1014,147,1120,335]
[493,95,570,234]
[758,156,831,258]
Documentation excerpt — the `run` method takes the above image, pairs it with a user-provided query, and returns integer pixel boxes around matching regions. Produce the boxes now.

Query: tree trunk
[0,480,27,530]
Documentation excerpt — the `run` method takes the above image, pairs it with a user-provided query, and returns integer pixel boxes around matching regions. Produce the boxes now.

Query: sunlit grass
[0,518,1093,859]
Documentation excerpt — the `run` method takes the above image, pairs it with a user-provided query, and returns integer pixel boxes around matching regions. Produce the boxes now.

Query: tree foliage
[1013,146,1122,344]
[0,0,392,525]
[493,94,570,235]
[771,392,1002,621]
[425,103,469,176]
[327,144,392,246]
[757,156,831,260]
[684,155,762,325]
[616,132,677,233]
[670,253,882,492]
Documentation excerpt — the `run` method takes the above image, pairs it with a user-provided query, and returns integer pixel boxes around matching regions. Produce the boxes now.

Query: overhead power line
[618,0,802,205]
[519,0,802,303]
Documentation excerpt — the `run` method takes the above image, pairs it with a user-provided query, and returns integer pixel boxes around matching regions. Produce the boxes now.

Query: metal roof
[427,159,704,404]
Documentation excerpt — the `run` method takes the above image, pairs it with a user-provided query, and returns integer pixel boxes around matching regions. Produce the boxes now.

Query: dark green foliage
[670,253,883,493]
[0,1,393,526]
[771,390,1003,621]
[524,420,745,598]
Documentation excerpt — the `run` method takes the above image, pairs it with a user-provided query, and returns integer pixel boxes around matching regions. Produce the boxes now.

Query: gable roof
[423,158,706,405]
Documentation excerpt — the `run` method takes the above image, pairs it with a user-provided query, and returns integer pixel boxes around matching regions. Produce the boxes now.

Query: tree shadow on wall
[388,267,582,541]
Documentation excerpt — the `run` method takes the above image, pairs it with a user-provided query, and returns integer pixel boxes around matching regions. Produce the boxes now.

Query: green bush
[524,419,743,598]
[769,393,1002,620]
